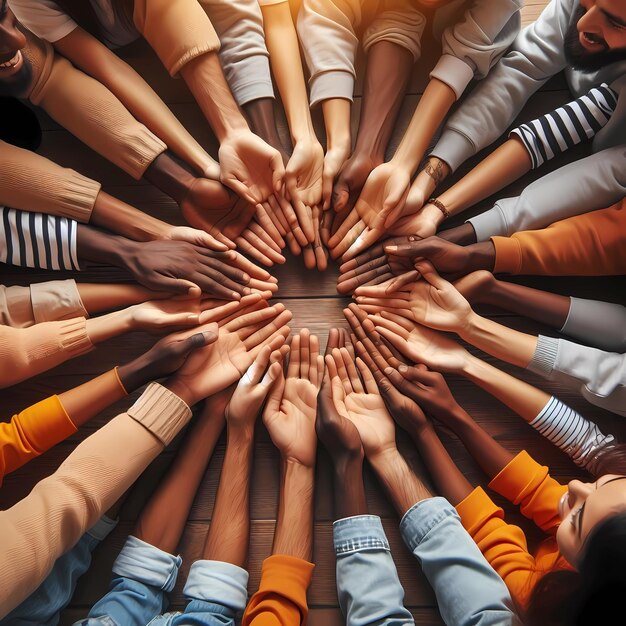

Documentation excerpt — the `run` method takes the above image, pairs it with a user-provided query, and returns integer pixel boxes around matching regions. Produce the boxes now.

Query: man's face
[564,0,626,72]
[0,0,31,97]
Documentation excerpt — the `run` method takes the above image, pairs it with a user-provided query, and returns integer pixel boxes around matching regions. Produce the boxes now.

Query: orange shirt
[242,554,315,626]
[492,200,626,276]
[456,450,571,610]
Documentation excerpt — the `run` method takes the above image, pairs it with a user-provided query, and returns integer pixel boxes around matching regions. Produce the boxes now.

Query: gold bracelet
[428,197,450,220]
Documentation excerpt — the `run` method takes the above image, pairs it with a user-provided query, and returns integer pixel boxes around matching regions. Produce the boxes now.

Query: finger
[309,333,321,387]
[226,303,283,333]
[385,270,421,293]
[248,220,282,253]
[340,347,363,393]
[287,333,301,379]
[332,348,353,395]
[369,314,410,338]
[257,202,287,241]
[242,309,293,348]
[217,299,268,326]
[313,237,329,271]
[354,294,410,308]
[200,293,262,324]
[327,209,360,248]
[285,231,302,256]
[267,194,291,233]
[292,199,315,244]
[339,242,386,274]
[247,277,278,293]
[240,229,286,265]
[376,326,413,361]
[341,226,384,262]
[302,244,317,270]
[355,356,379,394]
[263,367,285,418]
[299,328,311,381]
[379,310,415,331]
[222,176,259,206]
[242,344,273,386]
[320,208,333,246]
[326,328,340,355]
[235,235,275,267]
[270,151,286,194]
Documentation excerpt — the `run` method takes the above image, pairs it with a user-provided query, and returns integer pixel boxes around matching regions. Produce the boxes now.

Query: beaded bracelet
[428,197,450,220]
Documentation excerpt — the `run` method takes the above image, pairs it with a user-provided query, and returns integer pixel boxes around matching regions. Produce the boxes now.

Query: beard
[564,4,626,72]
[0,56,33,98]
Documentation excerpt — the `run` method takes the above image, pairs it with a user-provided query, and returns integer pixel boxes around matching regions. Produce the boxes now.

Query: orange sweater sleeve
[242,555,315,626]
[491,200,626,275]
[456,451,570,609]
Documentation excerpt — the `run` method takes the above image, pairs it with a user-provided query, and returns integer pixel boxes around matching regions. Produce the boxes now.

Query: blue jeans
[1,516,117,626]
[400,497,521,626]
[334,514,414,626]
[74,536,248,626]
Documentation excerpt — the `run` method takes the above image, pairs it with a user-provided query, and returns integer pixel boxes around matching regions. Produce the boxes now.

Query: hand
[322,143,351,211]
[121,239,271,299]
[263,329,324,467]
[165,303,292,405]
[180,177,257,241]
[332,151,381,214]
[370,311,470,373]
[129,298,221,334]
[235,220,287,268]
[326,346,397,459]
[344,303,459,424]
[285,138,324,232]
[219,129,285,205]
[452,270,496,305]
[316,329,364,463]
[225,344,288,432]
[166,224,233,251]
[302,205,329,271]
[328,162,411,261]
[384,200,441,239]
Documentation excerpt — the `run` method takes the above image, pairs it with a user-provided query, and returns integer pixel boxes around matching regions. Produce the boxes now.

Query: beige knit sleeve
[0,318,93,388]
[29,55,167,180]
[0,140,100,222]
[0,383,191,619]
[0,280,86,328]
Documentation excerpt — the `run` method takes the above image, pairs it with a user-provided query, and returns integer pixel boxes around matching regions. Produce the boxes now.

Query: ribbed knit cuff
[429,54,474,101]
[467,203,509,241]
[227,55,275,106]
[58,318,92,356]
[51,171,101,223]
[527,335,560,377]
[362,10,426,63]
[491,235,523,274]
[430,128,476,173]
[310,70,355,107]
[127,382,192,446]
[30,279,87,323]
[120,128,167,180]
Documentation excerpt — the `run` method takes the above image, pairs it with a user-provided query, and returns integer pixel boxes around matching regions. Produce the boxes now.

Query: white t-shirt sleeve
[9,0,79,42]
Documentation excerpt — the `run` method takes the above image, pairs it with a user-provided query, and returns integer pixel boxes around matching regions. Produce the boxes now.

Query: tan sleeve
[0,280,86,328]
[0,140,100,222]
[133,0,221,78]
[0,383,191,619]
[29,55,167,180]
[0,318,93,389]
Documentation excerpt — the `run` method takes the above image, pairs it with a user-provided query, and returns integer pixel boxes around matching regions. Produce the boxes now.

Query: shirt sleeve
[529,396,615,474]
[7,0,78,42]
[430,0,522,100]
[296,0,362,106]
[333,515,414,626]
[242,554,315,626]
[29,54,166,180]
[430,0,573,172]
[0,140,100,222]
[528,336,626,418]
[0,208,80,272]
[400,497,521,626]
[491,201,626,276]
[0,382,191,620]
[561,297,626,352]
[468,144,626,241]
[510,83,618,168]
[0,280,85,329]
[200,0,273,106]
[0,317,92,389]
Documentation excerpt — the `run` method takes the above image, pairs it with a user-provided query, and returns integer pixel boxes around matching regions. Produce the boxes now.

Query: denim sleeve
[334,515,414,626]
[1,516,117,626]
[400,498,521,626]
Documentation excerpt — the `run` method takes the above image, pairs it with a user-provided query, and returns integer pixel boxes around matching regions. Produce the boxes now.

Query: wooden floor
[2,2,626,624]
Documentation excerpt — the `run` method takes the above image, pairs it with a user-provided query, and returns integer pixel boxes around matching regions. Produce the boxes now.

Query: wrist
[467,241,496,272]
[116,355,152,392]
[333,452,364,479]
[162,377,197,408]
[227,422,255,447]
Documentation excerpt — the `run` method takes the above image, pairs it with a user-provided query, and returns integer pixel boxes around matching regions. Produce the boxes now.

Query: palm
[287,141,324,209]
[132,300,200,332]
[404,326,468,373]
[344,393,395,456]
[356,164,410,230]
[409,281,470,331]
[388,210,438,239]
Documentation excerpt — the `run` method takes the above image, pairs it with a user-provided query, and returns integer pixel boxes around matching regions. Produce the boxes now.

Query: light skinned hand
[235,220,287,267]
[263,329,324,467]
[322,143,351,211]
[167,224,234,251]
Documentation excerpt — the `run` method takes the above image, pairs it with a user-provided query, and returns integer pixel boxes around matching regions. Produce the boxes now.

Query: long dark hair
[526,444,626,625]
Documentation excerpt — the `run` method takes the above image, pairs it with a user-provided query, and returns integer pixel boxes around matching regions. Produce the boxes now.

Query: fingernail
[386,245,397,251]
[398,365,408,373]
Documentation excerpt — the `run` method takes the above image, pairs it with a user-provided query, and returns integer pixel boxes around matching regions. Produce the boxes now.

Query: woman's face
[557,474,626,566]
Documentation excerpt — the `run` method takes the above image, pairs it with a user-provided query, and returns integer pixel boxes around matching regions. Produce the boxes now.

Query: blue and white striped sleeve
[510,83,618,169]
[529,396,615,474]
[0,207,80,271]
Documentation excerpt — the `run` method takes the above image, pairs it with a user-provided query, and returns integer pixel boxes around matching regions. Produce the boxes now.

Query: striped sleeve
[510,83,618,169]
[0,207,80,271]
[529,396,614,474]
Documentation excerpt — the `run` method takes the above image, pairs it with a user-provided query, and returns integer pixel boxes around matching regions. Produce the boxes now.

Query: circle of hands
[140,144,491,460]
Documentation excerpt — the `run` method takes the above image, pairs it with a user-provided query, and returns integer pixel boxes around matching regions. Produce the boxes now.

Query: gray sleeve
[296,0,361,106]
[528,335,626,418]
[199,0,274,106]
[561,297,626,352]
[468,144,626,240]
[400,498,520,626]
[430,0,522,100]
[430,0,574,172]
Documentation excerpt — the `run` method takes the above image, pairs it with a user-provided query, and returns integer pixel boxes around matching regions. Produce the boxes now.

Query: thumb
[380,184,410,229]
[413,260,447,289]
[332,183,349,213]
[270,151,286,193]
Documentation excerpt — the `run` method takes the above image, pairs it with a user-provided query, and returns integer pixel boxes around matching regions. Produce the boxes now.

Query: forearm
[414,157,450,202]
[76,284,166,315]
[84,308,134,345]
[459,310,537,368]
[242,99,285,153]
[143,152,199,205]
[391,78,456,174]
[322,98,352,155]
[75,223,134,271]
[262,2,315,144]
[368,447,431,516]
[180,52,248,140]
[352,41,413,161]
[333,456,367,519]
[202,426,254,567]
[134,402,225,554]
[272,459,315,561]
